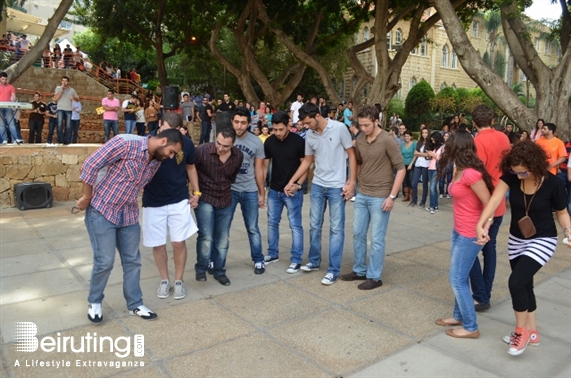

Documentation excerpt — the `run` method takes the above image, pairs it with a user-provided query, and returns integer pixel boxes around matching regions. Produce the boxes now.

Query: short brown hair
[472,105,494,128]
[356,105,379,122]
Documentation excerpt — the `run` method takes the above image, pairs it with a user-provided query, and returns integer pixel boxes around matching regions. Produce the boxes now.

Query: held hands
[341,182,355,201]
[189,195,199,209]
[258,193,266,209]
[475,224,490,245]
[284,182,298,197]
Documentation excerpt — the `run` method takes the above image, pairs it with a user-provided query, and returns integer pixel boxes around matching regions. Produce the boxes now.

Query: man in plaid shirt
[76,129,183,324]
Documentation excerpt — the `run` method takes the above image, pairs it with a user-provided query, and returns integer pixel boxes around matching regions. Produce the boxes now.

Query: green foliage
[493,51,506,77]
[468,87,497,112]
[483,51,491,66]
[405,80,435,117]
[437,87,459,105]
[456,87,470,111]
[387,97,405,120]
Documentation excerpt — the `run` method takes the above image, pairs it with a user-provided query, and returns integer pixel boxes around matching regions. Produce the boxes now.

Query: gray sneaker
[300,262,319,272]
[173,280,186,300]
[157,280,170,299]
[286,263,301,274]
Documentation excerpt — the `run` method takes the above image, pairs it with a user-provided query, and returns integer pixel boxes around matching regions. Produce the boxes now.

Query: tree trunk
[5,0,74,82]
[432,0,571,131]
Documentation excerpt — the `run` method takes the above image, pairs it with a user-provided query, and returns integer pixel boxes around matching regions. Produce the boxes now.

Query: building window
[420,36,427,56]
[440,83,447,90]
[409,77,416,89]
[451,50,457,69]
[59,20,73,30]
[411,46,418,55]
[534,38,539,50]
[363,27,370,41]
[545,40,551,55]
[472,21,479,37]
[355,32,360,44]
[395,28,403,44]
[387,32,392,50]
[442,45,449,67]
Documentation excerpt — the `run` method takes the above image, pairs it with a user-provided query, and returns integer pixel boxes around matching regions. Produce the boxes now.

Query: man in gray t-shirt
[228,107,266,275]
[53,75,79,145]
[285,102,357,286]
[180,94,194,123]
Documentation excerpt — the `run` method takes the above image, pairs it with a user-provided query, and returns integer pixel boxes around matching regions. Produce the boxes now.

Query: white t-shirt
[290,101,303,123]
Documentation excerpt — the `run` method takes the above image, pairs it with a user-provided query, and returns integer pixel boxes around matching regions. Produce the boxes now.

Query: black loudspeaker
[14,182,53,211]
[215,111,233,130]
[163,86,180,110]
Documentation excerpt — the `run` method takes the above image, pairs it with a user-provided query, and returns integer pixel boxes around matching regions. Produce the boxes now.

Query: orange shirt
[536,136,567,175]
[474,128,511,217]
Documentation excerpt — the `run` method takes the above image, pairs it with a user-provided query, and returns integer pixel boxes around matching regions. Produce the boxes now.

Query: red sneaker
[508,327,530,356]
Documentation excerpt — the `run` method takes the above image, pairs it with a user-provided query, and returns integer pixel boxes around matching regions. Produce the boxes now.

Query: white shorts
[143,199,198,247]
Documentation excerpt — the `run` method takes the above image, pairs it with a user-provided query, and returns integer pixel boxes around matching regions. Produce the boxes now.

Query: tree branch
[208,21,241,78]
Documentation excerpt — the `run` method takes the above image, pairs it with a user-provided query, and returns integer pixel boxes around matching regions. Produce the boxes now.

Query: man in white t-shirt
[289,94,304,124]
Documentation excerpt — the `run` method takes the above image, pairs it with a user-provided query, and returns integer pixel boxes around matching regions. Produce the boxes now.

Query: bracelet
[193,191,202,197]
[487,218,493,223]
[565,227,571,232]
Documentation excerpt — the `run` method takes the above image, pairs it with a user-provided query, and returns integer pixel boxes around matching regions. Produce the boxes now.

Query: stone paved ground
[1,196,570,377]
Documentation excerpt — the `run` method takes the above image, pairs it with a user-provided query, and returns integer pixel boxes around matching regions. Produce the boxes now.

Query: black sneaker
[474,302,491,312]
[195,272,207,282]
[264,255,279,264]
[340,272,367,281]
[358,279,383,290]
[254,262,265,275]
[87,303,102,324]
[207,261,214,275]
[214,274,231,286]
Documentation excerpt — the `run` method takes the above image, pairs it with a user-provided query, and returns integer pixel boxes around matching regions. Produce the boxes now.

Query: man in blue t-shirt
[142,112,200,300]
[343,101,353,128]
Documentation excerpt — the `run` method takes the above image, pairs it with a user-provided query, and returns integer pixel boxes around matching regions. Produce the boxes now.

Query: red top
[0,83,15,102]
[449,168,485,238]
[474,128,511,217]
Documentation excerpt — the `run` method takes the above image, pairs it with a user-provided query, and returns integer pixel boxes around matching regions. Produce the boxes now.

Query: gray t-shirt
[180,101,194,121]
[305,119,353,188]
[232,131,265,192]
[54,86,78,111]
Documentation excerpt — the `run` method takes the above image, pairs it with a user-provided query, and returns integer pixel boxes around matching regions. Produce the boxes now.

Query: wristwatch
[296,183,303,190]
[389,194,397,200]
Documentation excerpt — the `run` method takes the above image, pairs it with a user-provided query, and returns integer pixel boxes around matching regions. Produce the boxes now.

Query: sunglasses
[509,170,530,178]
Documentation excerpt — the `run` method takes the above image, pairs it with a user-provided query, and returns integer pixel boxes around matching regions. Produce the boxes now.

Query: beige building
[344,12,561,101]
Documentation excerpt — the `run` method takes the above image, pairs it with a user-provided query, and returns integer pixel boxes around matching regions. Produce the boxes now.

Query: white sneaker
[1,141,7,145]
[173,280,186,300]
[439,194,443,199]
[157,279,170,299]
[321,273,337,285]
[87,303,102,324]
[300,262,319,272]
[129,305,157,320]
[286,263,301,274]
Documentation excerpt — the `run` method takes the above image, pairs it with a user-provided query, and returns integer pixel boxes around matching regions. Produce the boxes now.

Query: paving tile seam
[1,344,16,378]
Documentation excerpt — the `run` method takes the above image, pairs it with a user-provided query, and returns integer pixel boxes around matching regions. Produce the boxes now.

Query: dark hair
[0,72,7,78]
[356,105,380,122]
[107,89,115,94]
[458,123,468,131]
[534,118,545,132]
[404,130,413,137]
[472,105,494,128]
[272,110,290,126]
[62,75,69,81]
[298,103,320,121]
[34,91,41,96]
[232,106,251,123]
[544,122,556,133]
[510,132,522,144]
[374,103,382,113]
[156,128,183,146]
[217,127,237,142]
[416,127,431,151]
[390,126,399,135]
[520,130,530,140]
[430,131,444,150]
[500,139,548,185]
[437,130,494,193]
[162,111,183,129]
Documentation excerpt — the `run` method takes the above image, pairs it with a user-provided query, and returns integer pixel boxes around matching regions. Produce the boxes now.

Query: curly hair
[499,139,548,185]
[437,130,494,193]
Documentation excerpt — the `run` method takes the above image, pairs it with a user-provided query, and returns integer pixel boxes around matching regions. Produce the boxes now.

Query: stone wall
[0,145,100,208]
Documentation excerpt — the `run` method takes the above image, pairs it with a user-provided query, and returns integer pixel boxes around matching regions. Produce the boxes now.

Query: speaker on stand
[162,86,180,110]
[14,182,53,211]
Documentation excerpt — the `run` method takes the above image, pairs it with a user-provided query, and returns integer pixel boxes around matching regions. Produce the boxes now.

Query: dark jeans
[57,110,71,144]
[103,120,119,142]
[470,215,503,305]
[47,118,60,143]
[411,166,428,205]
[402,167,413,194]
[200,121,211,144]
[147,121,158,136]
[509,255,542,312]
[136,122,145,136]
[28,118,44,143]
[69,119,80,144]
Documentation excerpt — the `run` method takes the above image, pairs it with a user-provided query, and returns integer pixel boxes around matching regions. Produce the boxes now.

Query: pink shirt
[428,146,443,170]
[0,83,15,102]
[449,168,485,238]
[101,97,120,121]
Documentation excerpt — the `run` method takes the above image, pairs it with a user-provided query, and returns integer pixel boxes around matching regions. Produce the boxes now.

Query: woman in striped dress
[476,140,571,356]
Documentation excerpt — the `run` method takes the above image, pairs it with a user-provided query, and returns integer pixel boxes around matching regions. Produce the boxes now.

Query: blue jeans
[439,167,452,195]
[68,119,80,144]
[308,183,346,277]
[147,121,158,136]
[195,201,233,276]
[230,191,264,264]
[428,170,439,209]
[411,166,428,205]
[352,194,391,280]
[84,206,143,310]
[47,118,61,144]
[267,189,304,264]
[200,121,211,144]
[124,119,136,135]
[103,120,119,142]
[57,110,72,144]
[469,215,503,305]
[450,229,482,332]
[0,108,18,142]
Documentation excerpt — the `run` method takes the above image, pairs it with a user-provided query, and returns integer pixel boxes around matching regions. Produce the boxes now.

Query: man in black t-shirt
[262,111,306,273]
[197,98,213,144]
[28,92,47,144]
[217,93,235,112]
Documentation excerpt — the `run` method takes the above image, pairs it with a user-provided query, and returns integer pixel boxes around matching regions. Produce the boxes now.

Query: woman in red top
[435,130,494,339]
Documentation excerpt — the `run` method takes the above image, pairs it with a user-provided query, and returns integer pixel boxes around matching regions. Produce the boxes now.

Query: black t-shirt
[218,102,235,112]
[142,135,195,207]
[264,132,305,192]
[29,101,47,121]
[319,104,330,118]
[199,104,212,123]
[502,172,567,239]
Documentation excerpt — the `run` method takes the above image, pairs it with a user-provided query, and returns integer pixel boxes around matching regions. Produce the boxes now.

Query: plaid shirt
[80,136,161,226]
